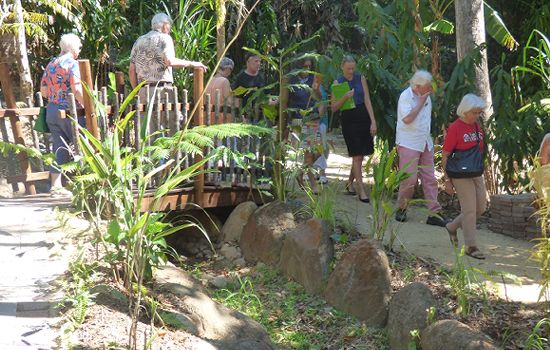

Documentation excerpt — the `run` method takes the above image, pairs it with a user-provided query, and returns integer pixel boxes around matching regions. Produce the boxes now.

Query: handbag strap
[474,122,480,147]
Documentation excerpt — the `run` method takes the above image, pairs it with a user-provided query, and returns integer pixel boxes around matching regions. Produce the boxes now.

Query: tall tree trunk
[412,0,423,69]
[454,0,493,119]
[216,0,227,60]
[15,0,32,103]
[455,0,497,195]
[431,33,441,82]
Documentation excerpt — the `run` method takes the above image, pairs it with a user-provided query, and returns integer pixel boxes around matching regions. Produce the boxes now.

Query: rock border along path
[0,196,82,349]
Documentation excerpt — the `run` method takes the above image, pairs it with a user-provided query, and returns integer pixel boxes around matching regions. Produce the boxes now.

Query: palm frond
[484,1,518,51]
[0,22,47,42]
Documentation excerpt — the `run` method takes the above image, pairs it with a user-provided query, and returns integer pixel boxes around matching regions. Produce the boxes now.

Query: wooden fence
[0,60,267,208]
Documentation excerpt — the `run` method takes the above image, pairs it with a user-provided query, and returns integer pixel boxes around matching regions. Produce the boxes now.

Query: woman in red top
[441,94,487,259]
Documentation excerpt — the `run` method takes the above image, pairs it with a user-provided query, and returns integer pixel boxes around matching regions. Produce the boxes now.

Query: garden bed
[64,232,548,350]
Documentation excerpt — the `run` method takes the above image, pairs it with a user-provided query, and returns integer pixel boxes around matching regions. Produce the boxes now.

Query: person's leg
[417,145,443,213]
[304,151,318,193]
[473,176,487,220]
[46,104,71,188]
[352,155,368,200]
[450,178,478,248]
[396,145,420,210]
[317,122,328,182]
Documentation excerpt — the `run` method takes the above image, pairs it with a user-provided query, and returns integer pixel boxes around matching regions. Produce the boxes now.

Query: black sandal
[345,183,356,195]
[465,246,486,260]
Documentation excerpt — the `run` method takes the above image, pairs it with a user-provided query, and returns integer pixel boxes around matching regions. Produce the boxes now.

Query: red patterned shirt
[40,53,81,108]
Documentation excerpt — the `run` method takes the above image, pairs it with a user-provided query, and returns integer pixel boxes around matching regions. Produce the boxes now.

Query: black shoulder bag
[445,123,484,179]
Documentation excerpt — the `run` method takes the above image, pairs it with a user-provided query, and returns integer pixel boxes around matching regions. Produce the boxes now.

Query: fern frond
[74,173,100,183]
[189,123,273,140]
[0,141,42,159]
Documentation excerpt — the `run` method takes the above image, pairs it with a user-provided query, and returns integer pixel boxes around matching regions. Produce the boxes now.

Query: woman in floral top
[40,33,84,197]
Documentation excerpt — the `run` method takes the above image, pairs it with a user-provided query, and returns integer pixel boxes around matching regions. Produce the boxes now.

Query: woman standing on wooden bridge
[40,33,84,197]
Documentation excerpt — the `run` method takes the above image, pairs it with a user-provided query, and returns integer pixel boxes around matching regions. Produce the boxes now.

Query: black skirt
[340,103,374,156]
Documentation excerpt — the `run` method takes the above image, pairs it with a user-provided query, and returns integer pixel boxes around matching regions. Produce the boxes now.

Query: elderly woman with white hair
[395,70,448,226]
[40,33,84,197]
[441,93,487,259]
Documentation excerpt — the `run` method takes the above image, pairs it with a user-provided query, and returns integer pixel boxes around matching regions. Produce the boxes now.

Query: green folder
[331,82,356,111]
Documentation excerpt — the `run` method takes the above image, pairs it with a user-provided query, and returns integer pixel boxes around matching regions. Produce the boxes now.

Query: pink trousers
[397,144,442,213]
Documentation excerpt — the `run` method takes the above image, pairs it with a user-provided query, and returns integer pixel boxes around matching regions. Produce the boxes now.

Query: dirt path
[321,133,542,303]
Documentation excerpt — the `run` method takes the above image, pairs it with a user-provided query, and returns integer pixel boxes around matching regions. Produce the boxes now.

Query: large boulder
[155,266,274,349]
[279,218,334,295]
[421,319,497,350]
[387,282,436,350]
[240,201,295,265]
[222,201,258,242]
[324,239,391,327]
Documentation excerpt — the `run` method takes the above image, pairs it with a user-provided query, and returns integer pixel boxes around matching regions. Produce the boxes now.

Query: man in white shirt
[395,70,447,226]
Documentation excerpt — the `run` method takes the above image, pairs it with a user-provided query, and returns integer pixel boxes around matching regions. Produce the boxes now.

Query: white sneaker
[50,187,73,198]
[318,176,328,184]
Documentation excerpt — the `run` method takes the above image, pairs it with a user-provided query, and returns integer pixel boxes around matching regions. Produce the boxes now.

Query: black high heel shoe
[359,196,370,203]
[345,182,356,195]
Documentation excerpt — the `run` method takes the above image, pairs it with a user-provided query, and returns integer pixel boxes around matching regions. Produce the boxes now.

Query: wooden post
[78,59,100,139]
[182,89,189,169]
[100,86,108,140]
[193,68,204,206]
[172,87,181,172]
[205,93,212,184]
[228,96,236,185]
[0,62,36,194]
[134,95,141,150]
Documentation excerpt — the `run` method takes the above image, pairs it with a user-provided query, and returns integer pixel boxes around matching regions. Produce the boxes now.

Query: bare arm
[40,85,48,99]
[540,133,550,165]
[164,57,207,71]
[402,92,430,124]
[361,75,377,135]
[441,151,454,194]
[129,62,138,89]
[70,78,84,107]
[40,71,49,98]
[221,79,232,103]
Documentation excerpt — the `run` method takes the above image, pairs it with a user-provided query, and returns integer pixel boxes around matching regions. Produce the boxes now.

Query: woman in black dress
[331,55,377,202]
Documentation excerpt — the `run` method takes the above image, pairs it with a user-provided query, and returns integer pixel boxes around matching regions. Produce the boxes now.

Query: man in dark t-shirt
[232,53,266,109]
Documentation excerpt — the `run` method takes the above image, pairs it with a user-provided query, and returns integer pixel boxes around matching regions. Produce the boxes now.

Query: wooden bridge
[0,60,267,210]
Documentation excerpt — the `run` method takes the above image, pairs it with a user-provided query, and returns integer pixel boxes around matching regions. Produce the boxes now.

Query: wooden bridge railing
[0,60,268,203]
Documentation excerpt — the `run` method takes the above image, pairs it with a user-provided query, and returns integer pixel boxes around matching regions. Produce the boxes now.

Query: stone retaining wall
[488,193,541,240]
